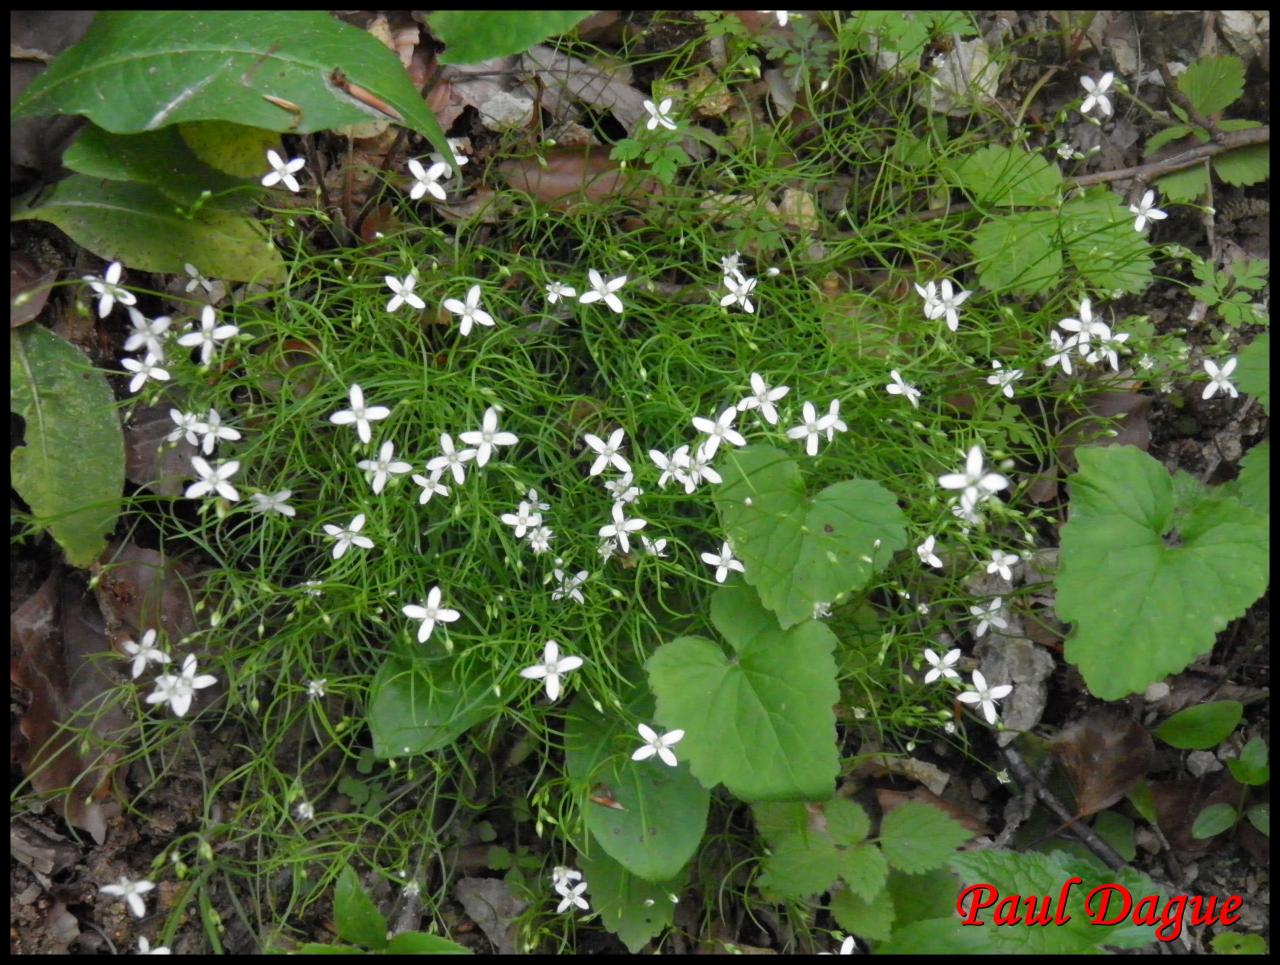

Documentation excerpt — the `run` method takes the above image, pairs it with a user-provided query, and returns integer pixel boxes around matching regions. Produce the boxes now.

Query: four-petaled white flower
[551,569,588,604]
[584,427,631,476]
[121,628,170,679]
[402,586,460,643]
[251,490,296,517]
[923,647,961,684]
[1043,330,1078,376]
[444,284,495,336]
[957,669,1013,725]
[329,384,391,445]
[632,723,685,767]
[262,149,306,192]
[427,432,477,484]
[184,262,214,294]
[598,502,646,554]
[643,97,678,131]
[823,399,848,441]
[579,269,627,314]
[720,269,757,313]
[985,360,1023,398]
[177,305,239,365]
[604,471,643,505]
[1079,71,1115,118]
[986,549,1019,581]
[545,280,577,304]
[520,640,583,701]
[168,409,203,446]
[969,597,1009,638]
[916,278,971,332]
[786,401,832,456]
[407,157,450,202]
[357,440,413,495]
[526,525,554,554]
[307,679,327,699]
[501,500,543,538]
[324,513,374,559]
[386,272,426,313]
[460,406,517,467]
[641,535,668,557]
[1129,189,1167,232]
[721,251,742,275]
[1087,326,1129,372]
[552,866,583,892]
[122,355,171,393]
[886,369,921,408]
[736,372,790,425]
[916,535,943,569]
[1202,357,1238,400]
[701,541,744,583]
[146,654,218,717]
[556,879,590,913]
[685,443,722,491]
[123,308,171,359]
[186,457,241,501]
[84,261,137,318]
[650,445,690,490]
[411,469,450,504]
[100,876,156,919]
[1058,297,1108,353]
[692,406,746,458]
[937,445,1008,509]
[195,407,241,455]
[295,800,315,822]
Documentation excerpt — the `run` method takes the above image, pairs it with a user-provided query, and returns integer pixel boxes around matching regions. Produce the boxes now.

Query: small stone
[1143,681,1171,702]
[1186,750,1223,778]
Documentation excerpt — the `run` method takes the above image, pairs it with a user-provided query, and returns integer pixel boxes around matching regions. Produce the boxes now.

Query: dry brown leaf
[11,252,56,327]
[496,148,658,209]
[123,402,200,498]
[1056,390,1153,470]
[1148,771,1245,852]
[521,44,647,132]
[91,541,202,645]
[432,56,519,131]
[1052,711,1154,817]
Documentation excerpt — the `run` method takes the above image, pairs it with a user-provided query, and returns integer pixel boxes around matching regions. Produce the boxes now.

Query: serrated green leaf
[367,656,499,758]
[11,326,124,567]
[1156,165,1210,202]
[1213,931,1269,954]
[1143,124,1194,157]
[647,585,839,800]
[1154,700,1243,749]
[1058,446,1270,699]
[840,843,889,902]
[1246,803,1268,836]
[575,850,680,953]
[715,446,907,629]
[885,868,963,928]
[383,932,471,954]
[830,883,895,942]
[334,864,387,950]
[13,176,284,284]
[1060,188,1154,294]
[971,210,1061,295]
[1178,55,1245,117]
[1214,144,1270,187]
[950,145,1063,206]
[428,11,594,65]
[1227,737,1270,786]
[1236,335,1269,415]
[875,917,990,954]
[878,800,973,873]
[754,799,874,899]
[1191,802,1239,839]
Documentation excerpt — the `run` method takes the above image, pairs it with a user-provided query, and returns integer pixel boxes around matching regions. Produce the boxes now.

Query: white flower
[444,284,495,336]
[407,157,449,202]
[640,535,668,557]
[598,536,618,560]
[1056,142,1075,160]
[957,669,1013,725]
[357,441,413,495]
[177,305,239,365]
[886,370,921,408]
[604,471,643,505]
[1079,71,1114,118]
[526,525,554,555]
[121,628,170,679]
[519,640,583,701]
[329,384,391,445]
[307,679,327,699]
[501,500,543,538]
[986,550,1019,581]
[818,935,857,955]
[1129,189,1167,232]
[914,280,939,318]
[823,399,848,441]
[185,457,240,501]
[295,800,315,822]
[83,261,136,317]
[937,445,1008,508]
[649,445,691,489]
[551,866,583,892]
[632,723,685,766]
[583,427,631,476]
[701,541,744,583]
[262,148,306,191]
[812,601,832,619]
[428,138,469,169]
[99,876,155,919]
[121,354,171,394]
[985,360,1023,398]
[195,408,242,455]
[546,280,577,304]
[426,432,477,485]
[526,488,551,512]
[146,654,217,717]
[137,937,170,955]
[916,536,943,569]
[969,597,1009,638]
[1202,357,1238,400]
[184,262,213,294]
[720,251,742,275]
[551,569,588,604]
[411,469,450,505]
[692,405,747,458]
[323,513,374,560]
[459,406,517,467]
[556,879,590,913]
[923,647,961,684]
[251,490,296,517]
[1086,326,1129,372]
[598,502,646,554]
[1043,330,1078,376]
[684,443,722,491]
[385,272,426,312]
[123,308,171,359]
[643,96,678,131]
[402,586,460,644]
[786,401,830,456]
[579,269,627,314]
[1058,298,1108,353]
[933,279,971,332]
[167,409,203,446]
[760,10,790,28]
[736,372,790,425]
[720,269,758,313]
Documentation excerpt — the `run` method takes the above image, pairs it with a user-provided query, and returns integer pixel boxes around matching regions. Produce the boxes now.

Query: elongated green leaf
[11,326,124,568]
[428,11,595,64]
[14,176,284,284]
[646,584,839,801]
[367,656,499,758]
[383,932,471,954]
[949,145,1063,207]
[334,864,387,950]
[1060,188,1154,294]
[1057,446,1269,700]
[1192,802,1240,839]
[715,446,906,629]
[971,211,1061,295]
[878,800,973,874]
[1153,700,1243,750]
[578,848,681,953]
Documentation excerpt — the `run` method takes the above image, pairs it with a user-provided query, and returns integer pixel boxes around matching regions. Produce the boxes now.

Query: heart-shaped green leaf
[646,583,840,801]
[715,446,906,629]
[427,11,595,65]
[577,848,683,952]
[368,655,500,758]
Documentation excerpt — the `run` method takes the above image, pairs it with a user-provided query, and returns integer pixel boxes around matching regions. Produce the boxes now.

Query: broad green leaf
[715,446,907,629]
[367,655,499,758]
[1214,144,1270,187]
[578,848,681,953]
[875,918,989,954]
[384,932,472,954]
[1213,932,1269,955]
[949,145,1063,206]
[1057,446,1269,700]
[1246,803,1268,836]
[428,11,595,64]
[646,585,839,801]
[13,176,285,285]
[971,211,1061,295]
[1153,700,1243,749]
[1191,802,1239,839]
[11,326,124,568]
[830,883,895,942]
[1227,737,1270,786]
[1156,165,1210,202]
[1236,335,1269,415]
[564,692,709,882]
[841,843,889,902]
[334,864,387,950]
[1177,55,1245,117]
[885,868,962,928]
[877,800,973,874]
[1143,124,1193,157]
[753,799,872,899]
[11,12,451,162]
[179,121,285,179]
[1060,188,1154,295]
